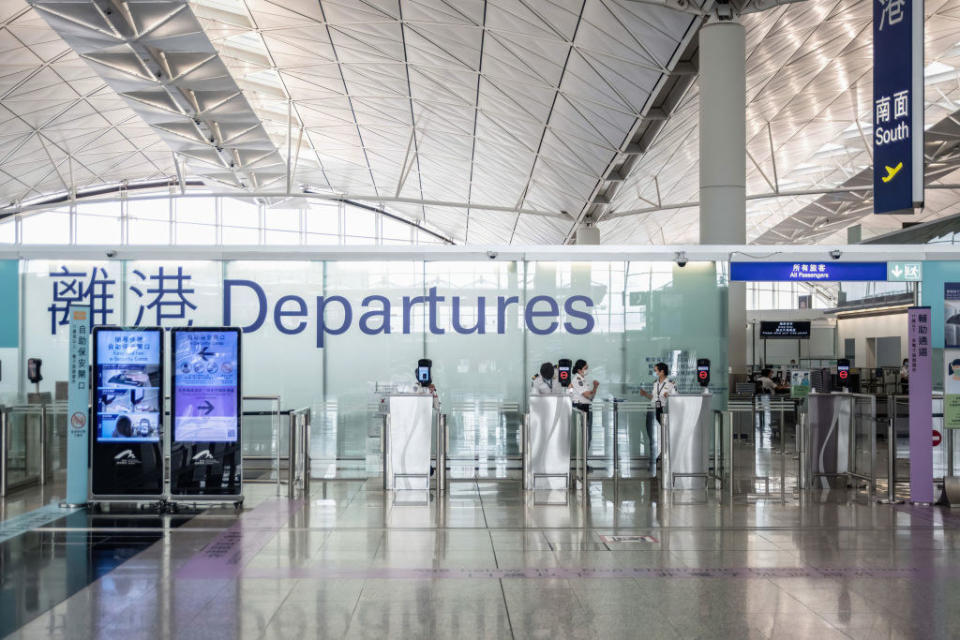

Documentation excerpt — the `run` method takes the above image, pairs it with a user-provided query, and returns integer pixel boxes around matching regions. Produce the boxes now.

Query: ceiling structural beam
[562,2,706,244]
[30,0,286,193]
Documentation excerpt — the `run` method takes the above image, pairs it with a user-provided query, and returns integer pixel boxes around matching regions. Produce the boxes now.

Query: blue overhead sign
[873,0,923,214]
[730,262,889,282]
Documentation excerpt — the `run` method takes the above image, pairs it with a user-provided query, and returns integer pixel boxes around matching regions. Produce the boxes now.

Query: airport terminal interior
[4,0,960,638]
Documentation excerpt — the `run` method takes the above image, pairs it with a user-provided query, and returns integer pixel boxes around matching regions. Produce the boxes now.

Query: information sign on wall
[908,307,933,502]
[873,0,924,214]
[170,328,242,497]
[65,306,89,505]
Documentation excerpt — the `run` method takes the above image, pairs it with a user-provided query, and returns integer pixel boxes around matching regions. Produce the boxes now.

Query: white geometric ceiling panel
[190,0,705,243]
[0,5,173,206]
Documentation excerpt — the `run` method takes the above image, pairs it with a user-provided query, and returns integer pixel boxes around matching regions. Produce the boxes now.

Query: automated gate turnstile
[384,393,436,490]
[664,393,712,490]
[524,394,580,491]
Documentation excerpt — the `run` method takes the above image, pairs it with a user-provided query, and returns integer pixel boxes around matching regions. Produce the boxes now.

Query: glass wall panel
[344,207,376,240]
[22,209,69,244]
[0,219,14,244]
[175,198,216,244]
[264,208,300,244]
[76,210,121,245]
[424,261,525,468]
[221,199,259,245]
[128,196,171,245]
[224,261,324,462]
[306,202,339,243]
[323,261,424,466]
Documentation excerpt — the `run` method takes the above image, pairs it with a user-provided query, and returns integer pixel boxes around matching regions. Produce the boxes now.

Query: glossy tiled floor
[2,468,960,640]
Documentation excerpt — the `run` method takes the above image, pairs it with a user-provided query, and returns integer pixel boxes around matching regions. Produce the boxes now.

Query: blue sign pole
[873,0,924,214]
[65,305,90,506]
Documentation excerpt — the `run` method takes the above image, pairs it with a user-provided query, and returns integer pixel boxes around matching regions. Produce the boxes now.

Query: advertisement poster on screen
[945,349,960,429]
[95,330,162,442]
[945,283,960,347]
[790,370,811,399]
[174,330,239,442]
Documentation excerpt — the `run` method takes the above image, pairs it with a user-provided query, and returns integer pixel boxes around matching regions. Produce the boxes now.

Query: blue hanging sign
[873,0,924,214]
[65,305,90,506]
[730,262,889,282]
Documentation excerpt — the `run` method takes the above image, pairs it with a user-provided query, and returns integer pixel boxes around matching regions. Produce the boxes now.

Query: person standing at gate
[755,368,780,440]
[640,362,676,478]
[571,359,599,460]
[530,362,557,394]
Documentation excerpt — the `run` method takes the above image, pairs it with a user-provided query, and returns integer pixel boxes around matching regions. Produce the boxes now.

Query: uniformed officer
[531,362,557,394]
[639,362,676,478]
[571,359,599,452]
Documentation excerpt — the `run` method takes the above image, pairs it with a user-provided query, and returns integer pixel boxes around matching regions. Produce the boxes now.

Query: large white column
[699,19,747,375]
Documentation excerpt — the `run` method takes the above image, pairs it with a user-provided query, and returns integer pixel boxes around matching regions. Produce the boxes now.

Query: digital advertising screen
[95,329,162,442]
[173,329,240,443]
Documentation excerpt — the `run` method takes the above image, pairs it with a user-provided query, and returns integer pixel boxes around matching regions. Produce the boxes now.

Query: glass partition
[18,258,729,473]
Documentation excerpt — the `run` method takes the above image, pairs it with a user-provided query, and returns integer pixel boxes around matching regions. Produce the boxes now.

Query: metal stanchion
[580,409,588,496]
[40,403,48,486]
[287,412,297,499]
[302,412,311,497]
[727,410,735,502]
[382,414,391,491]
[780,429,786,504]
[520,413,527,491]
[612,402,619,481]
[879,415,900,504]
[949,428,955,480]
[437,413,447,493]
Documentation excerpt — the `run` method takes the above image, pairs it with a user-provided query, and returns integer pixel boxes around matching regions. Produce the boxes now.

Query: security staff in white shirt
[639,362,676,478]
[530,362,557,394]
[571,359,599,454]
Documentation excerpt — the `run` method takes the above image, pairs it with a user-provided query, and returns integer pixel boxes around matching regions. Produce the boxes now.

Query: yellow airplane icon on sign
[882,162,903,183]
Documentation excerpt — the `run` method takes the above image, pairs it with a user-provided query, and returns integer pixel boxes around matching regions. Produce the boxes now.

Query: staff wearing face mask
[531,362,557,394]
[639,362,676,478]
[571,359,599,455]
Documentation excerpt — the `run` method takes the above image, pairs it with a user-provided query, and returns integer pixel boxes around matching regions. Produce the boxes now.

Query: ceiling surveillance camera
[675,251,688,268]
[830,249,842,260]
[487,251,498,260]
[105,249,117,258]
